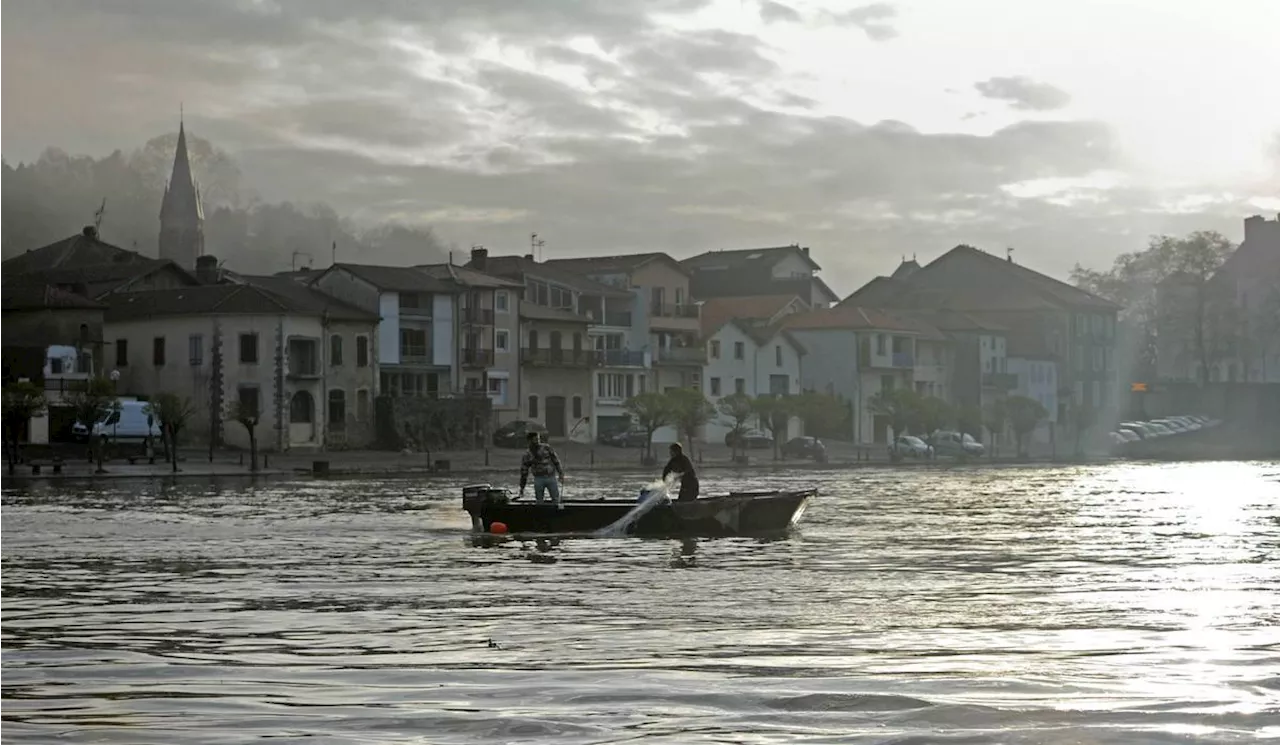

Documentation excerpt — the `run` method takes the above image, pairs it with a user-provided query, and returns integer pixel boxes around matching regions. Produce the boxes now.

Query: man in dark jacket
[520,432,565,507]
[662,442,700,501]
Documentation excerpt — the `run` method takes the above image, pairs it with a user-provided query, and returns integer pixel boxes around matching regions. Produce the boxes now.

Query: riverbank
[3,440,1125,484]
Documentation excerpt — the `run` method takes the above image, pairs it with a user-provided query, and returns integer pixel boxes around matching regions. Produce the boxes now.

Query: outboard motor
[462,483,512,531]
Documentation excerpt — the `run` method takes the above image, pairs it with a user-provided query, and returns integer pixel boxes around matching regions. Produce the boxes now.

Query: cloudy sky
[4,0,1278,293]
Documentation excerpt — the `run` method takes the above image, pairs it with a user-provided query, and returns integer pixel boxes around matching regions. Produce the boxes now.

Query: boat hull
[464,488,815,537]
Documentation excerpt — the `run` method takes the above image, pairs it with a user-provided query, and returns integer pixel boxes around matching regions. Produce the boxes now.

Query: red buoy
[489,522,508,534]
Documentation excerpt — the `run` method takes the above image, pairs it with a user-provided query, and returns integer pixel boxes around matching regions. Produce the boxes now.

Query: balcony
[892,352,914,368]
[286,339,320,379]
[522,348,594,368]
[655,346,706,366]
[857,347,914,369]
[983,372,1018,390]
[400,345,434,365]
[460,348,494,368]
[461,307,495,326]
[651,303,699,320]
[599,311,633,327]
[597,349,646,367]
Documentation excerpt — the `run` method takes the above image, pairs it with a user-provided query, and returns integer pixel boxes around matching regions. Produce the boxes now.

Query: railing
[400,346,433,364]
[983,372,1018,390]
[522,348,594,368]
[461,307,495,325]
[597,349,646,367]
[287,359,320,378]
[601,311,632,327]
[650,303,699,320]
[460,348,494,368]
[398,304,432,318]
[655,347,707,365]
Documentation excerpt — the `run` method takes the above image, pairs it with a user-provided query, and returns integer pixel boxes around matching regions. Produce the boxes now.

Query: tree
[1069,402,1096,458]
[665,388,715,455]
[67,377,120,474]
[1004,395,1049,457]
[791,391,849,440]
[954,404,983,442]
[3,382,46,475]
[751,394,792,460]
[715,393,755,457]
[914,396,953,437]
[623,391,673,464]
[982,398,1009,458]
[144,393,196,473]
[229,401,260,472]
[868,388,920,438]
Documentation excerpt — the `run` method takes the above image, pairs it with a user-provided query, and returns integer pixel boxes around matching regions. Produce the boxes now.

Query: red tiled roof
[780,306,943,336]
[700,294,805,337]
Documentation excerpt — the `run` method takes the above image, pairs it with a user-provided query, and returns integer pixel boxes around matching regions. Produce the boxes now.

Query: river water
[3,462,1278,744]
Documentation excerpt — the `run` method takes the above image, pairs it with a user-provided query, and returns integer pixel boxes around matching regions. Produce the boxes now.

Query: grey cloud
[975,76,1072,111]
[825,3,898,40]
[760,1,803,24]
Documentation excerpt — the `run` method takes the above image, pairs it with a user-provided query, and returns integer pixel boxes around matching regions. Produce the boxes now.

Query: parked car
[493,420,548,448]
[598,427,651,448]
[726,428,774,449]
[72,400,162,442]
[1119,421,1156,439]
[782,436,827,460]
[888,435,933,459]
[929,430,985,458]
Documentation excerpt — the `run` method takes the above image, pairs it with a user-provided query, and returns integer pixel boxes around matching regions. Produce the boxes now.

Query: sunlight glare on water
[2,461,1278,744]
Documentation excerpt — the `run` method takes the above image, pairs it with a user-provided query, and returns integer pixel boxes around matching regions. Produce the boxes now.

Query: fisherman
[519,432,565,507]
[661,442,700,501]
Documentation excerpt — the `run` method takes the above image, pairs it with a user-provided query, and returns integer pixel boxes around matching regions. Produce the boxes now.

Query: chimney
[801,246,809,256]
[82,225,98,239]
[525,253,535,262]
[470,246,488,270]
[195,255,219,284]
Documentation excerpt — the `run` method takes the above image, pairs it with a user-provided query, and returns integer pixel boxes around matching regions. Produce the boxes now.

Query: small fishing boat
[461,483,816,538]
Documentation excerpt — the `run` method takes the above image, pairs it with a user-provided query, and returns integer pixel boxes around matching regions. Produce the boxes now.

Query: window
[495,291,509,313]
[549,285,573,310]
[356,335,370,367]
[528,395,539,418]
[189,334,204,366]
[290,391,314,423]
[356,389,370,421]
[496,330,510,352]
[709,340,721,359]
[734,341,745,360]
[881,375,894,392]
[237,386,260,420]
[400,328,428,360]
[330,335,343,365]
[775,345,783,367]
[675,287,685,306]
[240,333,259,364]
[597,373,627,400]
[329,390,346,425]
[710,377,722,396]
[572,396,583,419]
[487,377,508,405]
[152,337,166,366]
[876,334,886,355]
[528,329,540,350]
[734,377,746,395]
[115,339,129,368]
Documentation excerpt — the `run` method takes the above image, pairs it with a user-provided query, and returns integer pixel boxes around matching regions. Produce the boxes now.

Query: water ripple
[3,461,1279,743]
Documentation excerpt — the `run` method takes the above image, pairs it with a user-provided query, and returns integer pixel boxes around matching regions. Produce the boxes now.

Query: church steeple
[159,114,205,269]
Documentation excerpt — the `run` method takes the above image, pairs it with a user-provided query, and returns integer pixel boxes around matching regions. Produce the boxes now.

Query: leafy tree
[67,377,120,474]
[982,398,1009,458]
[868,387,920,437]
[229,401,261,472]
[715,393,755,457]
[3,382,47,475]
[751,394,792,460]
[914,396,953,437]
[144,393,196,473]
[954,404,983,441]
[623,391,673,464]
[1004,395,1049,457]
[665,387,715,454]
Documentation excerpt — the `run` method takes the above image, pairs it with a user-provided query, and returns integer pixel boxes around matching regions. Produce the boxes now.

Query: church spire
[159,114,205,268]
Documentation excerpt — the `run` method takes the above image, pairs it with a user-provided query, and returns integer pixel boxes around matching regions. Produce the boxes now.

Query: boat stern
[462,483,512,531]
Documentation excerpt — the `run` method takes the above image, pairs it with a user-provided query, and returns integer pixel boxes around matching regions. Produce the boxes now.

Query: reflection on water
[3,462,1279,744]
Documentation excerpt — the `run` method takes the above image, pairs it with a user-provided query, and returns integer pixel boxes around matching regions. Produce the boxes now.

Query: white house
[700,318,805,443]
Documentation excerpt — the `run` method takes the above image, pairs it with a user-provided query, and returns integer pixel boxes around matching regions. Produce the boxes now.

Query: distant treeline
[2,132,445,274]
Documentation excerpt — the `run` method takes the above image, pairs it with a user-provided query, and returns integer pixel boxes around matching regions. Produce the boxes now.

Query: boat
[461,483,815,538]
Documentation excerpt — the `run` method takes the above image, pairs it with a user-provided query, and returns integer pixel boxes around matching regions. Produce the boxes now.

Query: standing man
[520,432,565,507]
[661,442,700,501]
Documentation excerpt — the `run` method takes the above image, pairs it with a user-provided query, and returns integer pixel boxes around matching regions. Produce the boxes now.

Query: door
[546,396,567,437]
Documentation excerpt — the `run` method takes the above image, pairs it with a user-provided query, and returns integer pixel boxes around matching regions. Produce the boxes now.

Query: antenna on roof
[1006,246,1015,263]
[331,240,336,266]
[531,232,545,262]
[93,198,106,234]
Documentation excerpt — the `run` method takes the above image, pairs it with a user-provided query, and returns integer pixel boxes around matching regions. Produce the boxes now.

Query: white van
[72,400,163,441]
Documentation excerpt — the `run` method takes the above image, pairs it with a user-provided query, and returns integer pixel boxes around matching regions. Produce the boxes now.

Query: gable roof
[416,263,525,289]
[780,305,943,336]
[682,244,821,272]
[3,259,198,300]
[708,318,807,355]
[2,285,106,311]
[542,252,690,279]
[325,263,457,293]
[105,282,378,323]
[925,245,1121,311]
[1,229,147,275]
[699,294,806,337]
[839,276,909,308]
[472,255,632,297]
